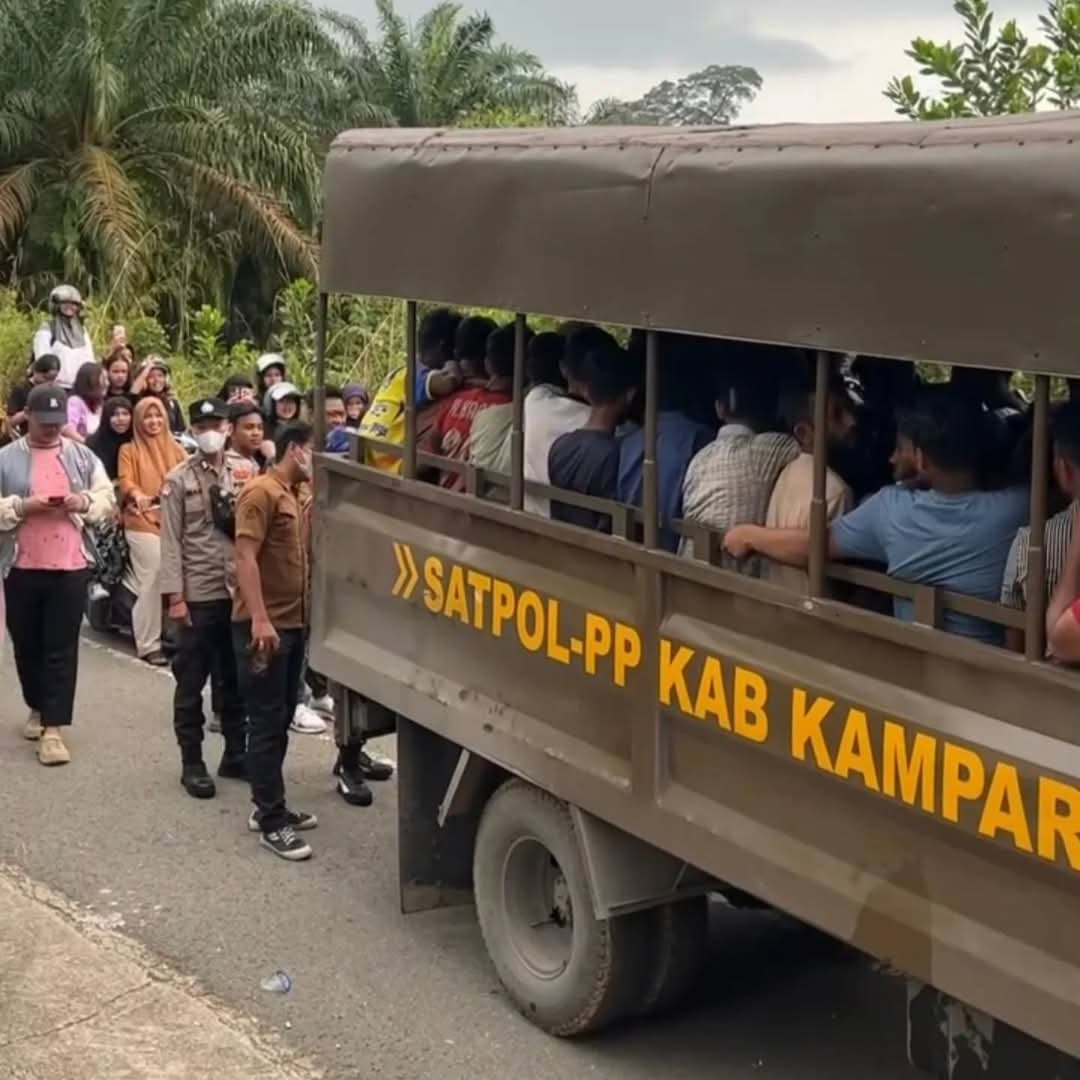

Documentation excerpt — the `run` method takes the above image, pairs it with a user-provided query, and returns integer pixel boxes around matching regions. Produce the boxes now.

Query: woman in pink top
[0,384,115,766]
[66,361,106,440]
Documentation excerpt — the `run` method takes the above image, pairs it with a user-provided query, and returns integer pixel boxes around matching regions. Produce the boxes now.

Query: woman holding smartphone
[117,398,185,665]
[0,385,115,765]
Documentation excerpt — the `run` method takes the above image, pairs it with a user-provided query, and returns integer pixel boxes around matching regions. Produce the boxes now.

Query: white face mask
[196,430,226,455]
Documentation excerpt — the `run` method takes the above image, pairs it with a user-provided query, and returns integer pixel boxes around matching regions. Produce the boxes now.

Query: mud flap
[396,718,481,915]
[907,980,1080,1079]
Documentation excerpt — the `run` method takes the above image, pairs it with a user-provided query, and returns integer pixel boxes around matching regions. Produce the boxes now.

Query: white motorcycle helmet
[50,284,84,309]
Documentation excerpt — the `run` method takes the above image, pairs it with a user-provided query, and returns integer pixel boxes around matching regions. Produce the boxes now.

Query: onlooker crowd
[0,285,391,863]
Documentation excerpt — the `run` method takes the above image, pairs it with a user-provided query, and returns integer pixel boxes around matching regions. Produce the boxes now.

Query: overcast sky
[334,0,1047,123]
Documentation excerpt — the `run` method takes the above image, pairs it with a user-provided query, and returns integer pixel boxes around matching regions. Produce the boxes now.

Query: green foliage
[0,0,573,339]
[324,0,577,128]
[885,0,1080,118]
[586,65,762,126]
[0,0,349,314]
[0,290,36,401]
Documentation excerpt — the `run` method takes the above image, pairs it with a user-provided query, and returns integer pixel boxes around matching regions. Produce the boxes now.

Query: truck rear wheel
[639,896,709,1016]
[473,780,651,1037]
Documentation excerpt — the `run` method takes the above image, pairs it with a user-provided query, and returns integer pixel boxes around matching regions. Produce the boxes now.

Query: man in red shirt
[428,321,514,491]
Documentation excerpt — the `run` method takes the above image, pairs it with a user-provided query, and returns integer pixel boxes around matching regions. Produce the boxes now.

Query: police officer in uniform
[159,398,257,798]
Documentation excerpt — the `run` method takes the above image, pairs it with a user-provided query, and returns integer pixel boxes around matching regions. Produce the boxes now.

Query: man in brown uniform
[159,398,257,798]
[232,421,317,860]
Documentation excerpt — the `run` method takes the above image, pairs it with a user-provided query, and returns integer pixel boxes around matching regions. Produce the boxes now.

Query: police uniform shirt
[158,450,257,604]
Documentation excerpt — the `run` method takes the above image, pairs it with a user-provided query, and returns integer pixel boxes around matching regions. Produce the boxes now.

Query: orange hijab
[120,398,185,530]
[131,397,185,482]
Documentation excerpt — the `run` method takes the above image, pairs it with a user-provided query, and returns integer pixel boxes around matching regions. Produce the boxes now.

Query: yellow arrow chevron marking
[392,541,420,599]
[392,542,408,596]
[400,543,419,599]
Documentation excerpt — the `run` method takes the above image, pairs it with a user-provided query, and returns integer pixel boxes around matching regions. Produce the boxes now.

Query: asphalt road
[0,631,921,1080]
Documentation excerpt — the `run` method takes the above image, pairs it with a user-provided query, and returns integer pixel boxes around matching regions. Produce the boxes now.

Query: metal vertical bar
[510,313,526,510]
[643,330,660,549]
[1026,374,1050,660]
[808,350,830,596]
[403,300,418,480]
[313,290,329,452]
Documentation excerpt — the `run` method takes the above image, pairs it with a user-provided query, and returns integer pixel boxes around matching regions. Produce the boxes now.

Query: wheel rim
[501,836,574,981]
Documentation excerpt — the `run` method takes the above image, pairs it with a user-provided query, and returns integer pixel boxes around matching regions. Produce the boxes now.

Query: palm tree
[324,0,577,128]
[0,0,370,311]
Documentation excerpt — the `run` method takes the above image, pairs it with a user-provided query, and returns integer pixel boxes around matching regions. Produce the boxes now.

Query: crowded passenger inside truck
[354,308,1080,662]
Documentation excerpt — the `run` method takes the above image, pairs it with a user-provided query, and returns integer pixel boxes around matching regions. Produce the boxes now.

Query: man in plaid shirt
[680,359,799,574]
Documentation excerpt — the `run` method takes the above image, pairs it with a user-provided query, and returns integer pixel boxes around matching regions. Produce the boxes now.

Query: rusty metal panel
[321,115,1080,376]
[310,460,1080,1058]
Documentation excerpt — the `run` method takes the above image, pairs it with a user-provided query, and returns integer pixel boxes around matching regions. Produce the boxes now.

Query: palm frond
[375,0,420,125]
[69,145,146,278]
[170,158,317,278]
[0,162,41,248]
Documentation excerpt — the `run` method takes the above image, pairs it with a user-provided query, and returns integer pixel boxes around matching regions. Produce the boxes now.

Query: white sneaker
[290,704,327,735]
[309,694,335,717]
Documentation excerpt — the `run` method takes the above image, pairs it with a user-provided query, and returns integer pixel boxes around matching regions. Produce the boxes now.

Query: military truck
[310,115,1080,1078]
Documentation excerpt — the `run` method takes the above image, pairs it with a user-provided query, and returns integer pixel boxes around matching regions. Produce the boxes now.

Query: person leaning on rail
[1002,401,1080,653]
[724,387,1029,646]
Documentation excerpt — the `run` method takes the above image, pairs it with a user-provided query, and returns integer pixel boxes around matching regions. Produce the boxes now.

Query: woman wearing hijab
[66,362,106,441]
[117,398,185,665]
[32,285,95,390]
[342,383,370,429]
[88,397,133,481]
[132,356,185,434]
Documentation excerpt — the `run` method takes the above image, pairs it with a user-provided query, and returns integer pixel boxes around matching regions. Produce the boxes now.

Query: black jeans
[172,600,246,762]
[5,568,89,728]
[209,655,223,716]
[233,622,304,833]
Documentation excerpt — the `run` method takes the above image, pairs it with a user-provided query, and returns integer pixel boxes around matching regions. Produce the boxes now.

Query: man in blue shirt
[724,388,1028,645]
[617,335,713,552]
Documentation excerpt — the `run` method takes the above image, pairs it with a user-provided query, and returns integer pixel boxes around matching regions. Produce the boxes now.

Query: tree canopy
[325,0,576,128]
[0,0,361,312]
[0,0,576,326]
[885,0,1080,119]
[587,65,762,127]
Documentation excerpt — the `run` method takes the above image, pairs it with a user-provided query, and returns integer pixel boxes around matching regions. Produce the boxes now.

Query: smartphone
[47,495,65,506]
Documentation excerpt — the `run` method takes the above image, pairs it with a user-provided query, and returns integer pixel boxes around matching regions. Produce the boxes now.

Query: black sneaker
[217,753,247,780]
[248,809,318,833]
[333,763,374,807]
[259,826,312,861]
[357,750,394,782]
[181,762,216,799]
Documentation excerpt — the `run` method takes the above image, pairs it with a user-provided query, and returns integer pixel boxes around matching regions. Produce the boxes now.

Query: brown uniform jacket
[232,468,308,629]
[158,451,257,604]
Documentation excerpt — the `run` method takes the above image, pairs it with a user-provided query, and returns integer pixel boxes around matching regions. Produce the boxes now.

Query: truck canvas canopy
[321,113,1080,376]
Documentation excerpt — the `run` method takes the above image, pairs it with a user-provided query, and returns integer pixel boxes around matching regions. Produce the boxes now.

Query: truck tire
[638,896,709,1016]
[473,780,652,1037]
